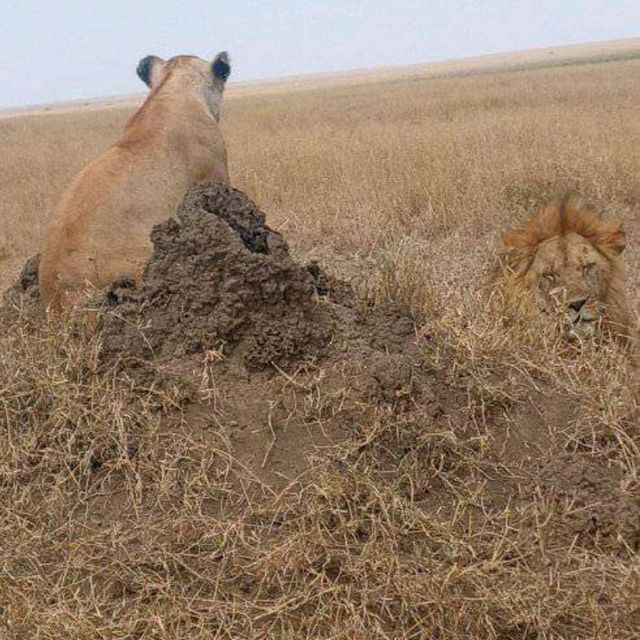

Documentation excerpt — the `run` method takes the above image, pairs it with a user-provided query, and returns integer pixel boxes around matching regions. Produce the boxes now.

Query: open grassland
[2,55,640,294]
[1,53,639,639]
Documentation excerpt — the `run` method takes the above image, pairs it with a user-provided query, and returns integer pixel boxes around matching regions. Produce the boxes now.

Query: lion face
[519,232,613,340]
[501,200,630,343]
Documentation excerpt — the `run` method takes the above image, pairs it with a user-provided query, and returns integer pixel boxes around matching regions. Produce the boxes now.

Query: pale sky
[1,1,638,108]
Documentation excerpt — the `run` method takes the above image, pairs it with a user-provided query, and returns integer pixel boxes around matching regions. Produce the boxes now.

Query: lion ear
[609,223,626,254]
[501,231,521,252]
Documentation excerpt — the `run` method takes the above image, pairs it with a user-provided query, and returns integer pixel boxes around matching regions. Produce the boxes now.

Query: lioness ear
[136,55,166,88]
[212,51,231,83]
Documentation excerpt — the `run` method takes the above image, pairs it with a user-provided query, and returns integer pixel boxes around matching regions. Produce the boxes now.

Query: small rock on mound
[99,182,338,370]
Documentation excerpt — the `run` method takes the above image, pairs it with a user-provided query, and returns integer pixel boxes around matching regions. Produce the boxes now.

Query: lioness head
[500,199,632,342]
[136,52,231,117]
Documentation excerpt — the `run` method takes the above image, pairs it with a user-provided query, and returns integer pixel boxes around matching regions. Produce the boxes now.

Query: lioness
[500,198,634,343]
[39,52,231,312]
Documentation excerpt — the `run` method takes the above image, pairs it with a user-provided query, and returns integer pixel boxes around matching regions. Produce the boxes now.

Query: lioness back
[39,52,231,312]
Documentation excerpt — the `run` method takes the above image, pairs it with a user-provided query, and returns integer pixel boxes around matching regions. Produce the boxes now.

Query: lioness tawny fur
[40,52,231,312]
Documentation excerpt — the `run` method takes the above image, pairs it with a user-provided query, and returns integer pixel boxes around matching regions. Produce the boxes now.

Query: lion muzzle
[567,299,598,341]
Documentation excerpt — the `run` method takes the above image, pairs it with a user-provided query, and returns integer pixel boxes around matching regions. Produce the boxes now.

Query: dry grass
[1,55,639,638]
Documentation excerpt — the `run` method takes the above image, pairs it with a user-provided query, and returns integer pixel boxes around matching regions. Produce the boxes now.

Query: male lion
[39,52,231,312]
[499,198,634,343]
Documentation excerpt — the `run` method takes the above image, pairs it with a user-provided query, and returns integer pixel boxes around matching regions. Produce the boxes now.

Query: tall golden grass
[0,55,639,639]
[2,58,639,292]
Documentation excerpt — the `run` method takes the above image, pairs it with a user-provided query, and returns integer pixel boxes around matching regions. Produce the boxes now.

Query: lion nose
[568,298,587,313]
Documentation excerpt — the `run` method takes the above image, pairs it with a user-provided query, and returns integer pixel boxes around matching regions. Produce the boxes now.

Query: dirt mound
[99,182,343,370]
[86,181,437,490]
[1,182,426,400]
[1,253,42,318]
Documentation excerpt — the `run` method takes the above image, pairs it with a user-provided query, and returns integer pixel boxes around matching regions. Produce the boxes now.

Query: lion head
[500,199,633,343]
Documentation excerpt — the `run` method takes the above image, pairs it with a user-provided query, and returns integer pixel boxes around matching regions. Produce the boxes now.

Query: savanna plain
[0,50,639,638]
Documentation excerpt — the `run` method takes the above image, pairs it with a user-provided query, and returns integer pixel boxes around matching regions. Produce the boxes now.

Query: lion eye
[543,273,556,282]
